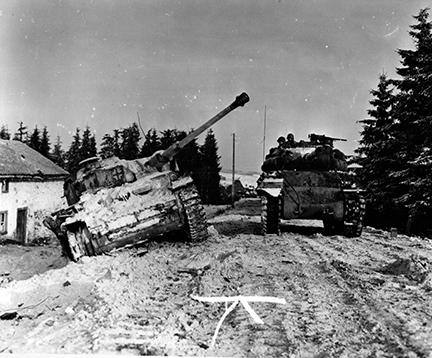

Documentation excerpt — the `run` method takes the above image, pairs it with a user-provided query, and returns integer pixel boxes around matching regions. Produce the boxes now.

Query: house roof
[0,140,69,178]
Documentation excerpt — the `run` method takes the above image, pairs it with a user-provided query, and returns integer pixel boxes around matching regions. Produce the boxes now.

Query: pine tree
[65,128,82,174]
[158,129,183,170]
[29,126,41,152]
[198,130,221,204]
[160,129,177,149]
[120,123,140,160]
[140,129,161,157]
[113,129,122,157]
[100,133,116,159]
[80,126,97,160]
[14,122,27,142]
[52,136,66,169]
[356,73,400,228]
[0,125,10,139]
[89,136,97,157]
[391,8,432,233]
[173,130,201,173]
[39,126,50,157]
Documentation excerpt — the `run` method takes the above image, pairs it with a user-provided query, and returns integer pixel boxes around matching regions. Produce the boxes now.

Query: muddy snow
[1,198,432,357]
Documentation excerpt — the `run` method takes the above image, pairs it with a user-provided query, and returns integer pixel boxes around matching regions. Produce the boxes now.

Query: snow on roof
[0,139,69,178]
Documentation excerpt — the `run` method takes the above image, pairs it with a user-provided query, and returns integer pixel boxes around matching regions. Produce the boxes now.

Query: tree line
[356,8,432,235]
[0,121,222,204]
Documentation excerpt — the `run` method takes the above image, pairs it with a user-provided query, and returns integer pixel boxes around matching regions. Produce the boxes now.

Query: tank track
[342,190,365,237]
[178,185,208,242]
[261,195,280,235]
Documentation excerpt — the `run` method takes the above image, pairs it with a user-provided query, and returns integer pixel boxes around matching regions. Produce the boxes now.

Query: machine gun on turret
[308,133,347,147]
[258,131,365,239]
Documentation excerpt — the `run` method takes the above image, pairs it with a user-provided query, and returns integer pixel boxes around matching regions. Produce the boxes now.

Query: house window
[1,180,9,193]
[0,211,7,234]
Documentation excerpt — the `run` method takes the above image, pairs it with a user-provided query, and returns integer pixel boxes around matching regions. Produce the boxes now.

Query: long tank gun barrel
[146,92,249,168]
[161,92,249,161]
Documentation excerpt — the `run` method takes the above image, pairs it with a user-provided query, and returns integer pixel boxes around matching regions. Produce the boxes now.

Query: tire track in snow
[301,235,431,357]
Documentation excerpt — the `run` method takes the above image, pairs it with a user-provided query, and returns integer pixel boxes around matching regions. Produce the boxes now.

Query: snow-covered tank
[44,93,249,261]
[257,133,365,237]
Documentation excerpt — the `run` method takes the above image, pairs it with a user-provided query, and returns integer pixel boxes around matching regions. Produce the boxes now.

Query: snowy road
[1,199,432,356]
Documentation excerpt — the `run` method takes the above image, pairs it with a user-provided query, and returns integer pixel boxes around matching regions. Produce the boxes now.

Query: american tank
[257,133,365,237]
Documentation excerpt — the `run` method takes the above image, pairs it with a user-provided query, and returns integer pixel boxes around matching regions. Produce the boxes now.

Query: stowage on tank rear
[257,132,365,237]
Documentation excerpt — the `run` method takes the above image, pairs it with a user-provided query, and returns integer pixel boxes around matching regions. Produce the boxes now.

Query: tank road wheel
[261,195,280,235]
[65,222,96,261]
[342,191,366,237]
[179,186,208,242]
[65,230,83,262]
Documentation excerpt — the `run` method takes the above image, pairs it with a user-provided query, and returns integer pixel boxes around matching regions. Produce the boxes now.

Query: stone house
[0,140,69,243]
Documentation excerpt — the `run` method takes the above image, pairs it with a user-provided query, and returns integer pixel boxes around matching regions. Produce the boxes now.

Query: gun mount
[44,93,249,261]
[308,133,347,147]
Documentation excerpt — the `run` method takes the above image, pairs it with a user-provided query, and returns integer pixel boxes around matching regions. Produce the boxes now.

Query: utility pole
[262,105,267,162]
[232,133,236,208]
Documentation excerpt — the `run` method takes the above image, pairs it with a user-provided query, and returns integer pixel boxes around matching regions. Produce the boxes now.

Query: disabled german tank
[44,93,249,261]
[257,133,365,237]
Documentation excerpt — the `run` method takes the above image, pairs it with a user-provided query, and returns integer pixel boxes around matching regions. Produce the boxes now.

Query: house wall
[0,180,66,243]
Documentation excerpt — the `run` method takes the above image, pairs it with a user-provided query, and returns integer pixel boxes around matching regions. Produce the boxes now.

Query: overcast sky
[1,0,430,171]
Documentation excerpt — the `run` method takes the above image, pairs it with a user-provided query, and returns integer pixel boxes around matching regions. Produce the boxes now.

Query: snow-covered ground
[1,199,432,356]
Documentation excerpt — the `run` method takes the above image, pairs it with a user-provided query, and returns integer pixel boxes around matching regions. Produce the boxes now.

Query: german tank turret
[44,93,249,261]
[257,133,365,237]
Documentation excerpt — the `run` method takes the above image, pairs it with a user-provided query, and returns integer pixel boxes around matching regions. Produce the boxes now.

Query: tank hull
[45,173,207,261]
[44,94,251,260]
[258,170,365,237]
[281,171,344,220]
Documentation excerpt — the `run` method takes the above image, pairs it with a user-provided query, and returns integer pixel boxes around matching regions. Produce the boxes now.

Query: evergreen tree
[120,123,140,160]
[198,130,221,204]
[52,136,66,169]
[158,129,183,170]
[0,125,10,139]
[173,130,201,174]
[100,133,116,159]
[28,126,41,152]
[391,8,432,233]
[89,136,97,157]
[113,129,122,157]
[356,73,399,228]
[140,129,161,157]
[39,126,50,157]
[80,126,97,160]
[13,122,27,142]
[65,128,82,174]
[160,129,177,149]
